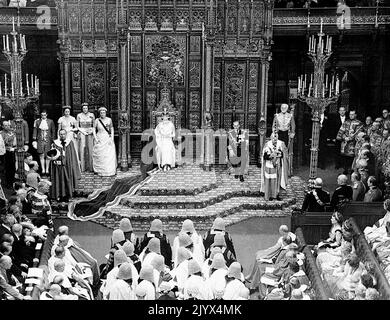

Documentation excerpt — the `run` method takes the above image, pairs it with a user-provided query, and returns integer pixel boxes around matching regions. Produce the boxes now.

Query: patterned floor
[70,164,307,231]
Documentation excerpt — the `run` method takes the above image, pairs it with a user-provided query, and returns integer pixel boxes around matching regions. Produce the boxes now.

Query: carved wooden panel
[81,7,92,33]
[214,62,221,89]
[254,1,265,34]
[107,6,117,34]
[109,62,118,88]
[95,40,106,52]
[214,91,221,112]
[131,92,142,111]
[190,36,201,54]
[130,36,142,54]
[85,62,105,106]
[82,40,94,53]
[146,92,157,111]
[110,91,118,110]
[249,63,258,89]
[68,7,79,34]
[161,10,174,30]
[94,5,106,33]
[128,10,142,30]
[248,113,257,132]
[131,112,143,133]
[175,91,185,112]
[72,92,81,107]
[130,62,142,87]
[189,112,201,130]
[145,35,186,87]
[248,92,258,112]
[190,91,201,111]
[225,63,246,111]
[189,61,201,88]
[71,62,81,88]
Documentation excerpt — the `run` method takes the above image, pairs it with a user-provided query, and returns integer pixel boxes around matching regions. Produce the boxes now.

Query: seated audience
[363,176,382,202]
[330,174,353,210]
[301,177,330,212]
[351,171,366,201]
[138,219,172,268]
[173,219,205,267]
[203,217,236,259]
[107,262,135,300]
[0,255,31,300]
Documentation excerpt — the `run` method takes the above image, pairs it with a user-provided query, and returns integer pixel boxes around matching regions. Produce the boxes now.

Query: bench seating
[292,201,386,244]
[29,230,55,300]
[295,228,334,300]
[349,218,390,300]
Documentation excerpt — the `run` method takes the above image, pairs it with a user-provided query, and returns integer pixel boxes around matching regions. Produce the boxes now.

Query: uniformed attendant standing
[330,174,353,210]
[301,178,330,212]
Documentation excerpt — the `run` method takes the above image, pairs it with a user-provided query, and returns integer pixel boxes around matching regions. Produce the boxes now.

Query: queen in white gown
[92,107,117,176]
[155,115,176,171]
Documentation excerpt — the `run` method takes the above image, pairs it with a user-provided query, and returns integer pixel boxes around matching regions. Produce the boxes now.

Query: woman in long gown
[155,115,176,171]
[77,103,95,172]
[92,107,117,176]
[58,106,79,160]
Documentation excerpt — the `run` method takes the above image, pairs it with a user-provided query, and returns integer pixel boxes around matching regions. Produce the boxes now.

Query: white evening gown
[93,118,117,176]
[155,120,176,168]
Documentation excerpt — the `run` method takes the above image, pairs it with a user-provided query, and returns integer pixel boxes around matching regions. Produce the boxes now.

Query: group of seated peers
[0,179,56,300]
[364,199,390,287]
[315,212,382,300]
[245,225,312,300]
[97,217,249,300]
[301,172,383,214]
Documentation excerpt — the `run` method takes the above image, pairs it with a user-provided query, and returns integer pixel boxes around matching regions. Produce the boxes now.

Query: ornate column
[257,52,271,166]
[117,25,130,171]
[56,0,70,106]
[202,21,216,171]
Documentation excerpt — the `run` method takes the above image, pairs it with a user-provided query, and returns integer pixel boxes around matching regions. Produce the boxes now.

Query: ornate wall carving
[130,61,142,87]
[146,92,157,111]
[85,62,105,105]
[225,63,246,111]
[71,62,81,88]
[189,62,201,88]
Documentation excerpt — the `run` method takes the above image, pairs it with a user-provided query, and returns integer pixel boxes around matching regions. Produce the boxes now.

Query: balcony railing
[0,6,58,29]
[273,7,390,27]
[0,5,389,31]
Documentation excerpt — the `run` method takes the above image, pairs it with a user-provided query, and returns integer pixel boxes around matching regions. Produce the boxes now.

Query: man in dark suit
[330,174,353,210]
[0,213,17,241]
[329,106,347,169]
[364,176,383,203]
[301,177,331,212]
[0,105,13,131]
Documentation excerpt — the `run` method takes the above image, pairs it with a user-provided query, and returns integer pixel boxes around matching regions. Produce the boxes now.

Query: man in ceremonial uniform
[227,120,249,182]
[260,132,288,201]
[47,129,81,202]
[363,116,373,135]
[336,109,363,174]
[329,106,346,169]
[32,110,56,176]
[369,121,383,158]
[272,103,295,149]
[301,178,330,212]
[330,174,353,210]
[382,109,390,130]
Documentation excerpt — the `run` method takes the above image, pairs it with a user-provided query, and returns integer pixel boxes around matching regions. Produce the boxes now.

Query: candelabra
[297,19,340,187]
[0,17,40,180]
